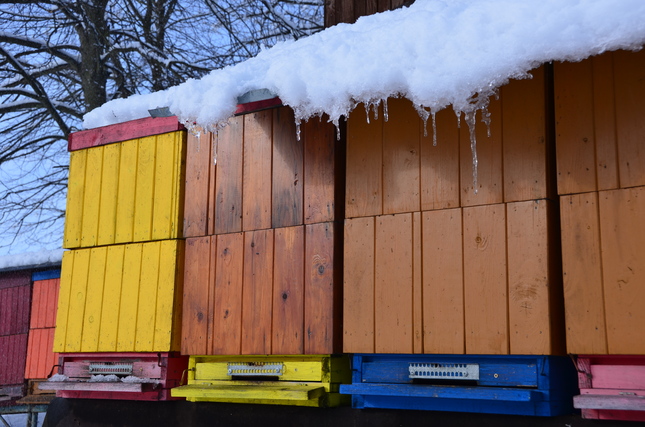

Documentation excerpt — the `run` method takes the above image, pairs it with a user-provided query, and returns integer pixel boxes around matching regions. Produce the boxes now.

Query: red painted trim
[68,116,185,152]
[234,97,282,115]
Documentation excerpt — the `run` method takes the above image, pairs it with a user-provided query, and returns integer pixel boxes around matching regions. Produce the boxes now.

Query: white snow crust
[0,248,63,271]
[84,0,645,131]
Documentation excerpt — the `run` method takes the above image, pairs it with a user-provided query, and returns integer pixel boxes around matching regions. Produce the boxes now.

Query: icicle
[332,118,341,141]
[465,111,479,195]
[481,107,492,138]
[196,132,201,152]
[372,102,379,121]
[296,122,301,141]
[383,99,389,122]
[431,112,437,147]
[212,134,217,165]
[456,111,461,129]
[364,103,371,124]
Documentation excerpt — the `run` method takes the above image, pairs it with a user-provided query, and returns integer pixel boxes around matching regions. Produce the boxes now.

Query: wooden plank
[68,116,184,151]
[422,208,464,354]
[81,246,107,352]
[592,53,619,191]
[304,116,337,224]
[599,187,645,354]
[215,116,244,234]
[343,217,375,353]
[98,245,125,351]
[63,150,87,248]
[420,107,460,210]
[507,200,562,355]
[80,147,103,247]
[502,67,549,202]
[155,240,181,351]
[53,252,74,352]
[375,213,413,353]
[412,212,423,353]
[96,142,120,245]
[183,130,212,237]
[339,0,354,23]
[272,107,303,228]
[151,133,176,240]
[560,192,607,354]
[554,60,597,195]
[117,243,143,352]
[182,237,211,355]
[243,110,273,231]
[212,233,244,355]
[115,139,138,243]
[589,364,645,390]
[133,137,156,241]
[242,229,274,354]
[346,103,383,218]
[134,242,160,351]
[208,132,218,235]
[65,249,91,352]
[272,226,305,355]
[614,50,645,188]
[460,97,503,206]
[383,98,420,214]
[305,222,339,354]
[463,204,508,354]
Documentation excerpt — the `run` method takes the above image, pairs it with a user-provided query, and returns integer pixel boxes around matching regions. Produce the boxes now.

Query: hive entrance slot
[227,362,284,381]
[88,362,133,376]
[409,362,480,383]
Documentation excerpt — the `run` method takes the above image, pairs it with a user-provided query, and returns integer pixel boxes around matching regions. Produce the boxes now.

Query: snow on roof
[84,0,645,131]
[0,248,63,272]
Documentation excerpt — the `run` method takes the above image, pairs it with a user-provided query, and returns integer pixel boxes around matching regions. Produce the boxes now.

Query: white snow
[84,0,645,132]
[0,248,63,271]
[88,374,119,382]
[47,374,68,381]
[121,375,160,384]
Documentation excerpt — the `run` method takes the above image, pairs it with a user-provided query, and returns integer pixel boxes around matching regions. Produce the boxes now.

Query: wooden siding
[63,130,186,249]
[325,0,410,26]
[53,240,184,353]
[0,333,28,386]
[345,66,553,218]
[25,328,57,379]
[183,107,342,238]
[343,199,564,355]
[0,282,31,336]
[561,186,645,355]
[181,223,341,356]
[30,278,59,329]
[555,49,645,195]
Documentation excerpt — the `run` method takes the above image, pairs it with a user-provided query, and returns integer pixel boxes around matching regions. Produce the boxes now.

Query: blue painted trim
[32,269,61,281]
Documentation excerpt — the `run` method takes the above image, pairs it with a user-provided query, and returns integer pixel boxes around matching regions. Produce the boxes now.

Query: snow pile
[84,0,645,132]
[48,374,68,382]
[88,374,120,382]
[122,376,160,384]
[0,248,64,271]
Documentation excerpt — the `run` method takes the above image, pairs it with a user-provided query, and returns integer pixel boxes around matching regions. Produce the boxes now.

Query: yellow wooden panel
[195,361,324,382]
[135,242,160,351]
[133,137,156,242]
[98,245,125,351]
[81,246,107,352]
[63,150,87,248]
[152,133,178,240]
[97,143,120,245]
[117,243,142,352]
[53,251,74,352]
[192,355,330,382]
[65,249,91,352]
[80,147,103,247]
[173,384,324,401]
[154,240,182,351]
[115,139,138,243]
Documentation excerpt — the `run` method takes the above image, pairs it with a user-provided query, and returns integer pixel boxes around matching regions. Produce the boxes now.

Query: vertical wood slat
[463,204,508,354]
[0,334,28,385]
[0,284,30,336]
[592,53,619,191]
[243,111,273,231]
[183,131,213,237]
[115,139,138,243]
[81,246,107,352]
[343,217,375,353]
[272,108,303,228]
[31,279,59,329]
[182,237,211,355]
[25,328,57,379]
[63,150,87,247]
[599,187,645,354]
[375,213,413,353]
[215,116,244,234]
[304,116,338,224]
[99,245,125,351]
[560,192,608,354]
[412,212,423,353]
[97,143,120,245]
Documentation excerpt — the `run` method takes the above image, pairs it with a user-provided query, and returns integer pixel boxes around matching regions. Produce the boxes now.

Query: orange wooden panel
[375,213,413,353]
[241,229,274,354]
[183,130,213,238]
[599,187,645,354]
[343,216,375,353]
[182,236,211,355]
[30,279,59,329]
[614,50,645,189]
[25,328,57,379]
[502,67,550,202]
[272,107,303,228]
[554,59,597,195]
[243,110,273,231]
[420,107,460,210]
[346,103,383,218]
[560,192,607,354]
[303,116,338,224]
[460,96,503,206]
[304,222,340,354]
[215,116,243,234]
[592,53,619,191]
[383,98,420,214]
[412,212,423,353]
[212,233,244,355]
[463,204,508,354]
[422,208,465,354]
[272,226,305,354]
[507,200,564,355]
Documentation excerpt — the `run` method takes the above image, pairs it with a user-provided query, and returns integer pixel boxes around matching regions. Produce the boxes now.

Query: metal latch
[89,362,133,376]
[227,362,283,377]
[409,362,480,380]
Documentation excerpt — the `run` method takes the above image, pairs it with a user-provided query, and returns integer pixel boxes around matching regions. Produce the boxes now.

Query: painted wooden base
[340,354,578,416]
[39,352,188,401]
[575,355,645,421]
[171,355,350,407]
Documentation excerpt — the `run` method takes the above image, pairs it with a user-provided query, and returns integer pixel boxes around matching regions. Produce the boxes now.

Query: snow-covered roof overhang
[83,0,645,132]
[0,248,63,273]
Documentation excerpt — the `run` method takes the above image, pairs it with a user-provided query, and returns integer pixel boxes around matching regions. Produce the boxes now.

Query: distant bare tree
[0,0,323,253]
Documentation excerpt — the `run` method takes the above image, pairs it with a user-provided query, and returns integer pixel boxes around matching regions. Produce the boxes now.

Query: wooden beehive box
[343,67,565,356]
[181,105,344,356]
[63,117,187,249]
